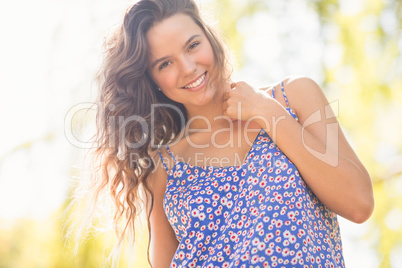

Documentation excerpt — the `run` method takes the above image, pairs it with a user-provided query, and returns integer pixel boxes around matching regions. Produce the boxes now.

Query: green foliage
[311,0,402,266]
[373,175,402,267]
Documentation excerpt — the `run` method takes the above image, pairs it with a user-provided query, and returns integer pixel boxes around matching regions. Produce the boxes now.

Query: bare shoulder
[147,149,169,195]
[282,75,323,99]
[281,75,329,117]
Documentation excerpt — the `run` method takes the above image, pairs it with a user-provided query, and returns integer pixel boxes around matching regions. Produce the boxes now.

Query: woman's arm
[147,157,178,267]
[224,76,374,223]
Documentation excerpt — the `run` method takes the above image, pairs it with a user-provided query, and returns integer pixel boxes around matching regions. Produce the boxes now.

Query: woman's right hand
[223,81,274,123]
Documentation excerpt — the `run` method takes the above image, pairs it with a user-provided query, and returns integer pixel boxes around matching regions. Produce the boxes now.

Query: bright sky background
[0,0,130,220]
[0,0,400,266]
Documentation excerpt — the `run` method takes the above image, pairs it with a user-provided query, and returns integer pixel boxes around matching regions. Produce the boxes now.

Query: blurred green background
[0,0,401,267]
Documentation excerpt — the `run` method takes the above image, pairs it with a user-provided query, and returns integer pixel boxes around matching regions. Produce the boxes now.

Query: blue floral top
[159,82,345,268]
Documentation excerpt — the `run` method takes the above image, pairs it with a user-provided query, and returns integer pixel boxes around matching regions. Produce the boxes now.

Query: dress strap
[158,145,177,174]
[158,150,169,173]
[165,145,177,162]
[272,81,290,108]
[280,81,290,108]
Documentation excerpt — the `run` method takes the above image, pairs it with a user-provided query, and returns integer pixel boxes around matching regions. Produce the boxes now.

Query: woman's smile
[181,71,207,91]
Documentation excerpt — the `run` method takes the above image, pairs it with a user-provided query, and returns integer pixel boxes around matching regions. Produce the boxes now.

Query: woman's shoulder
[283,75,324,93]
[282,75,321,93]
[260,75,321,99]
[258,75,322,114]
[280,75,328,114]
[147,149,169,190]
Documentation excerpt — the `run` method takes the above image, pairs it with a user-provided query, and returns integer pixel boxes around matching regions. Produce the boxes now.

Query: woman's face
[146,13,217,108]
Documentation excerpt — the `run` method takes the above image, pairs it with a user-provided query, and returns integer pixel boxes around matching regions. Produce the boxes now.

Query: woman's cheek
[158,70,178,91]
[201,47,214,65]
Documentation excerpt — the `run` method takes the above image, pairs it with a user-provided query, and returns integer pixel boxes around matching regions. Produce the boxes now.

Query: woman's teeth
[184,73,206,89]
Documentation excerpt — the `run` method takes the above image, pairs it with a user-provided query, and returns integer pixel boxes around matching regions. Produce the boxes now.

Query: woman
[90,0,374,267]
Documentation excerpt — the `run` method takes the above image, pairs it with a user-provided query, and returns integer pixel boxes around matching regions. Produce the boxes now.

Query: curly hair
[83,0,232,264]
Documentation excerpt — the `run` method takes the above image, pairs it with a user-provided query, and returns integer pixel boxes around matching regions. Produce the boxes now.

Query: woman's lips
[182,72,207,90]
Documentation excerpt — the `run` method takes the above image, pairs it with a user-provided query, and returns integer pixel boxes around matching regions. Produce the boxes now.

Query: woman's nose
[180,55,197,76]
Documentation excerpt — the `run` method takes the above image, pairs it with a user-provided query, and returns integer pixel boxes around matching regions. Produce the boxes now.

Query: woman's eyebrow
[151,56,169,69]
[182,34,200,50]
[151,34,201,69]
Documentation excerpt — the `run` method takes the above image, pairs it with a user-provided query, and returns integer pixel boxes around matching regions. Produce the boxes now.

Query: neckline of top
[165,128,265,170]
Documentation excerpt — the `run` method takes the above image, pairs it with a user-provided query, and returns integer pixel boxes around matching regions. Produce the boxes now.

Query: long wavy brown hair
[80,0,231,264]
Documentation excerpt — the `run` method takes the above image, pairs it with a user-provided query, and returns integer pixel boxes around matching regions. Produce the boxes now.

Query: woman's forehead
[146,14,202,49]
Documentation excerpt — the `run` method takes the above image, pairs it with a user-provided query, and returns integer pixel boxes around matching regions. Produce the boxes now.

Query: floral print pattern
[159,83,345,267]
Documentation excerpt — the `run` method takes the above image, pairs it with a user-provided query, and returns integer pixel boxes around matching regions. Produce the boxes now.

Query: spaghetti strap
[272,81,290,108]
[280,81,290,108]
[158,150,169,173]
[166,145,177,162]
[158,145,177,174]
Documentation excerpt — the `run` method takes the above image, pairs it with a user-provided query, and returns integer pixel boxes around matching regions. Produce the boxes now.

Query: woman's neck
[185,85,231,130]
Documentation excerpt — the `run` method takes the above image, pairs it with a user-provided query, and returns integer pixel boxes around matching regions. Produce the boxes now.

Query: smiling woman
[146,14,219,108]
[76,0,374,267]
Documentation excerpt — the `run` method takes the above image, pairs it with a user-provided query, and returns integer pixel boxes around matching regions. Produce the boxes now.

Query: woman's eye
[159,61,171,70]
[188,41,200,50]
